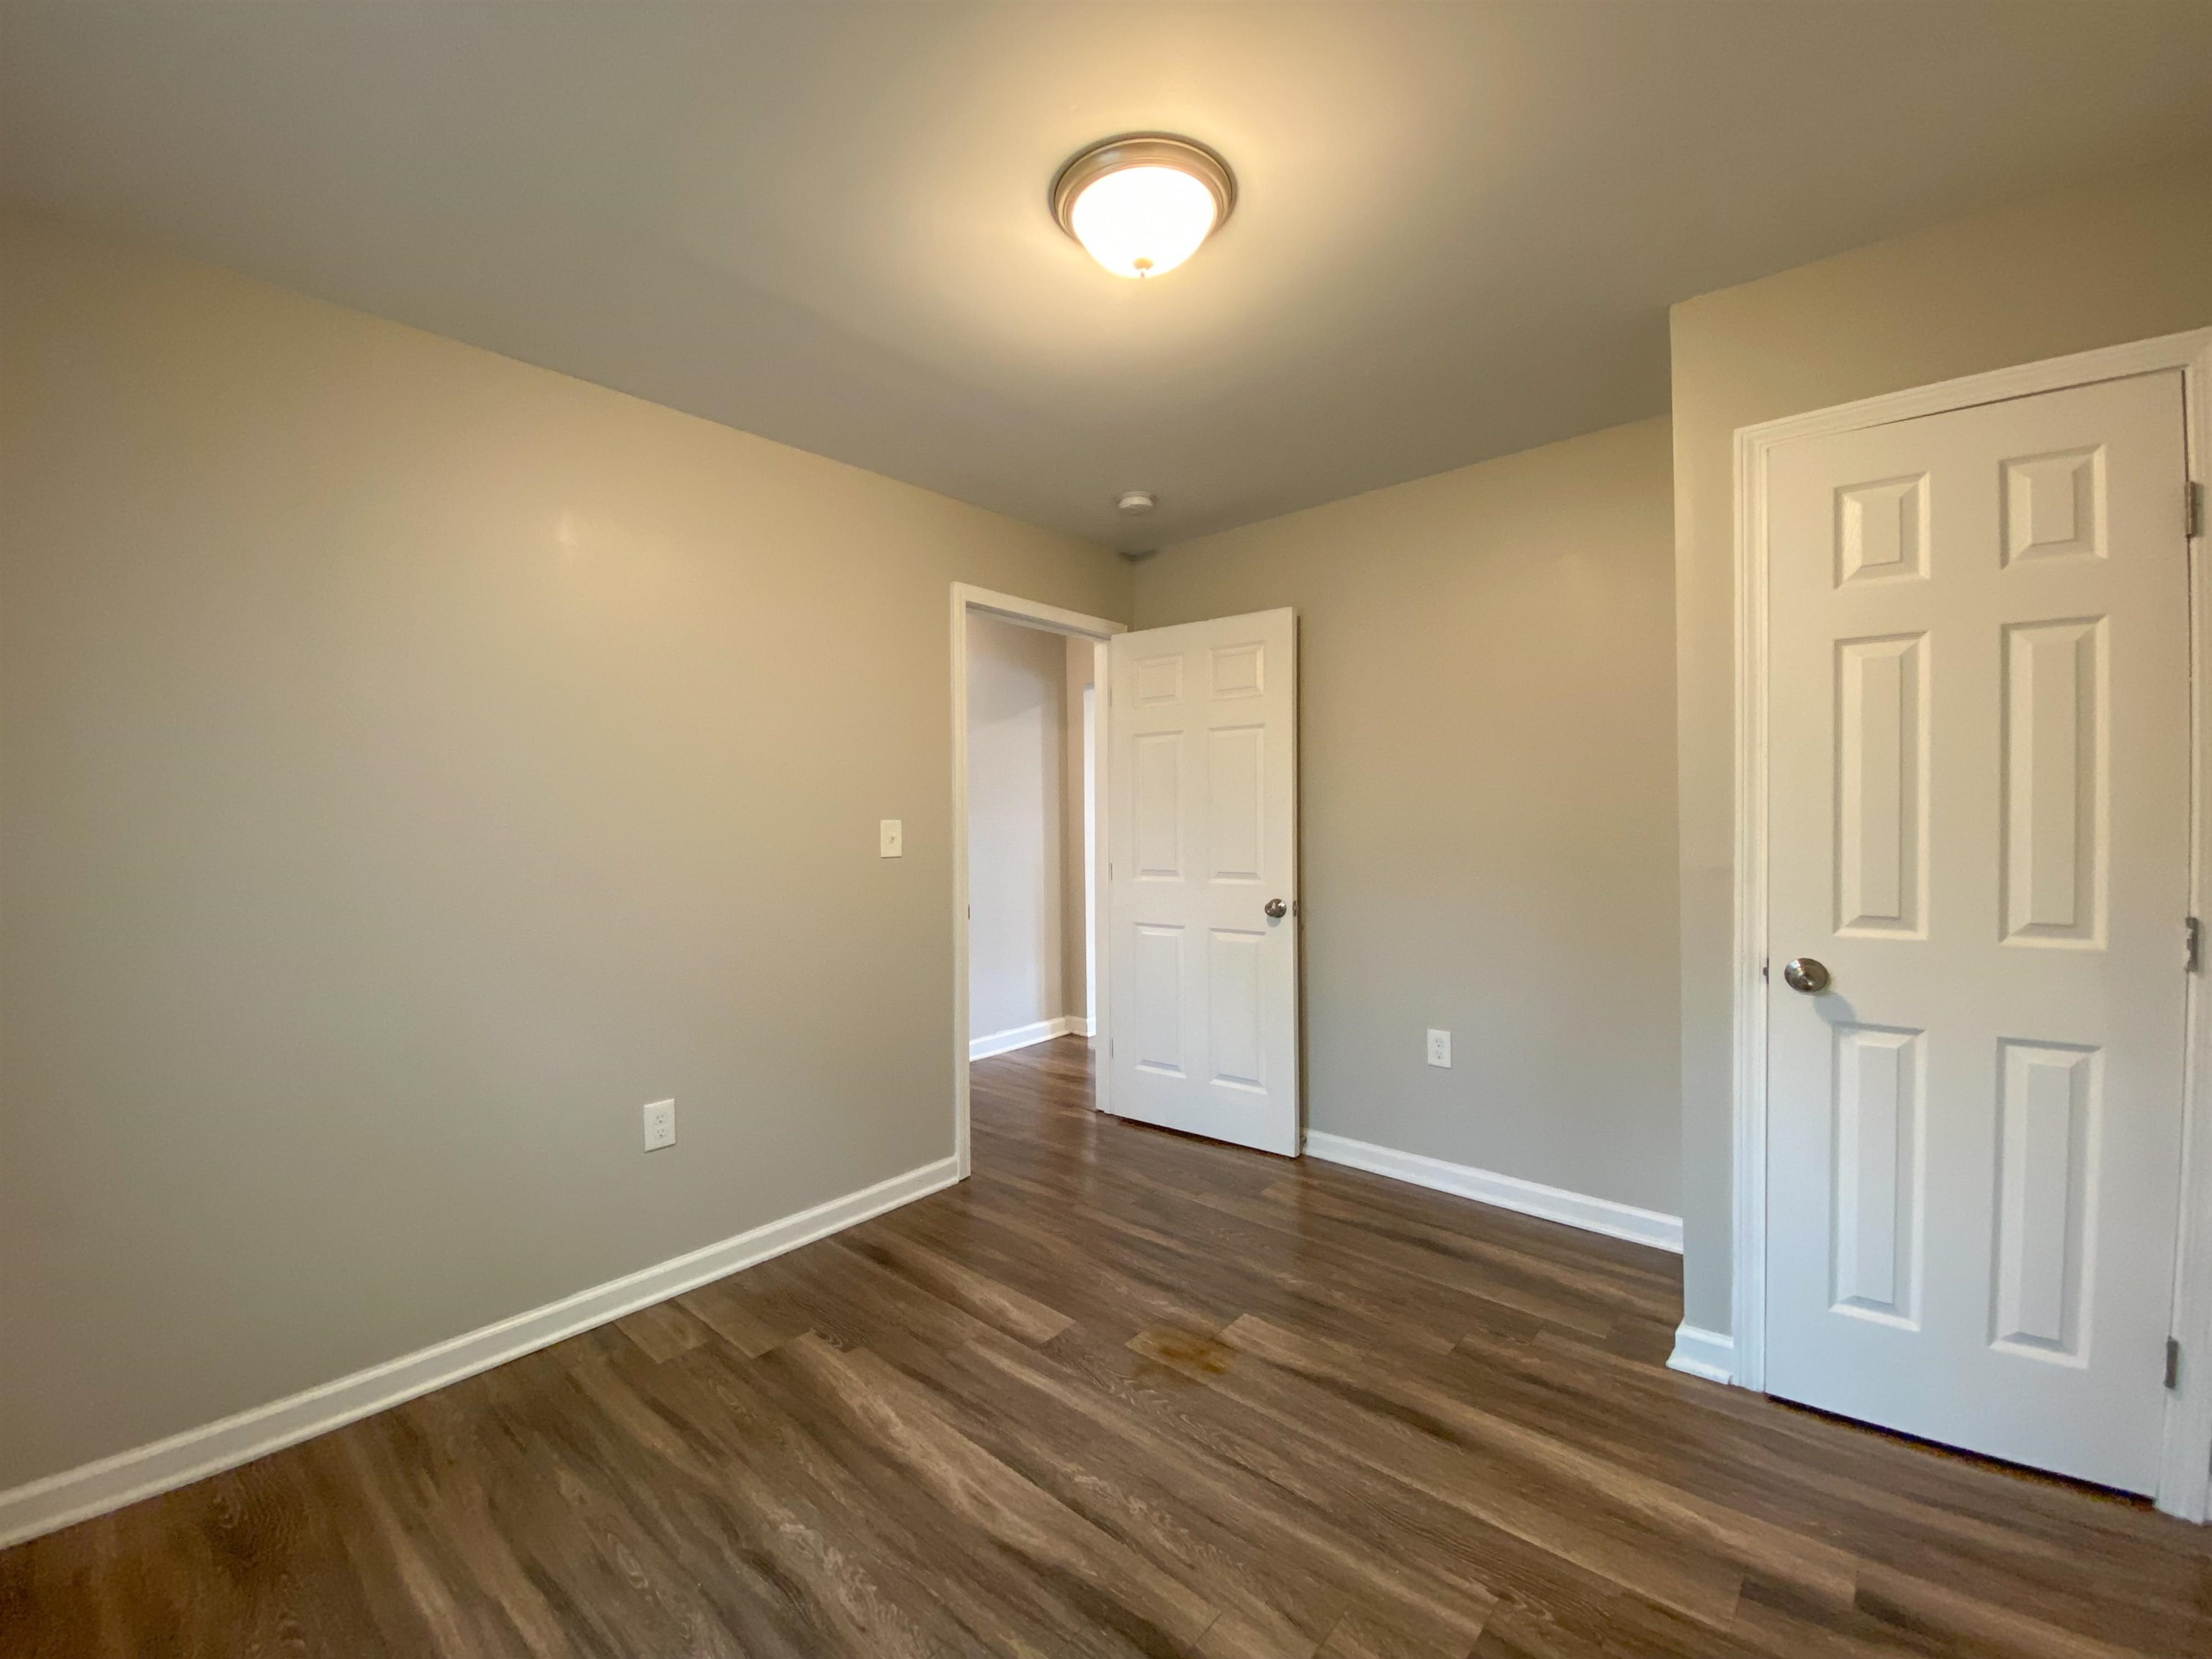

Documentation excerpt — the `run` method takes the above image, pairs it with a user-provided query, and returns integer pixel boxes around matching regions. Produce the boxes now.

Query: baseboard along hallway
[1,1036,2203,1658]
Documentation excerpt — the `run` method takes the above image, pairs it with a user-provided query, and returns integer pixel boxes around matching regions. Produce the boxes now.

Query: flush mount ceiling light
[1051,134,1236,279]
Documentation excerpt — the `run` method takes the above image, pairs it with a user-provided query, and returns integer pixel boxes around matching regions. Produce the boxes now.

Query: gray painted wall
[1134,418,1680,1215]
[1061,637,1097,1029]
[0,215,1130,1489]
[965,612,1070,1043]
[1669,150,2212,1335]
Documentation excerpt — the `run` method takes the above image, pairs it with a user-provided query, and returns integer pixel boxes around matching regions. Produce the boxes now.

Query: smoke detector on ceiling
[1118,490,1156,515]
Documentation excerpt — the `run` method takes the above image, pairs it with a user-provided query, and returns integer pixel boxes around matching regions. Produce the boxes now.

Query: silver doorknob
[1264,898,1288,920]
[1782,957,1830,994]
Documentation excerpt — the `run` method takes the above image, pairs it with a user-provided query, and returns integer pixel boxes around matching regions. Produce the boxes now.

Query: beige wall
[1062,635,1098,1028]
[965,611,1069,1042]
[0,214,1130,1489]
[1671,151,2212,1334]
[1135,418,1680,1214]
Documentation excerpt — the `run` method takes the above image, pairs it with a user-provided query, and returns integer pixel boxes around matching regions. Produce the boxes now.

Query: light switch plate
[879,819,903,858]
[642,1099,676,1151]
[1426,1029,1452,1068]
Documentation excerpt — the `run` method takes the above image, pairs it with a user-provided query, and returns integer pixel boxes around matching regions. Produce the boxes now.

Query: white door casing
[1762,371,2192,1495]
[1107,608,1300,1156]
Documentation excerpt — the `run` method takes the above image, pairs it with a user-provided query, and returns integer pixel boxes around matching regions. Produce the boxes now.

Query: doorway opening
[953,588,1305,1173]
[950,585,1123,1178]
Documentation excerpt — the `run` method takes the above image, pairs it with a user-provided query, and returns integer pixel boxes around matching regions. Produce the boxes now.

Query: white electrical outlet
[1426,1029,1452,1068]
[879,818,904,858]
[642,1099,676,1151]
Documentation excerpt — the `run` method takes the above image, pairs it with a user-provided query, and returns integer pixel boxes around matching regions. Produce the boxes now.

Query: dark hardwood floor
[5,1036,2209,1657]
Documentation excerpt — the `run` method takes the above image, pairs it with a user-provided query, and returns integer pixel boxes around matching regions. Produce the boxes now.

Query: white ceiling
[6,3,2212,549]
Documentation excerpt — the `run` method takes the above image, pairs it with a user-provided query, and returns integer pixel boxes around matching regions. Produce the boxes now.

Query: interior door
[1763,371,2192,1493]
[1107,608,1299,1155]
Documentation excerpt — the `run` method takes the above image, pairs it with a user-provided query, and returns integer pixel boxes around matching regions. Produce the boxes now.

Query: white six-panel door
[1763,372,2192,1493]
[1107,608,1299,1156]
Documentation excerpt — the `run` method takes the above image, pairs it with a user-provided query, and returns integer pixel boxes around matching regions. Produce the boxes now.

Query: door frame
[1729,326,2212,1519]
[950,583,1126,1179]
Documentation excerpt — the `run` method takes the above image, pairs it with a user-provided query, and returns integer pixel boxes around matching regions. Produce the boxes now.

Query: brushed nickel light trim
[1050,133,1238,243]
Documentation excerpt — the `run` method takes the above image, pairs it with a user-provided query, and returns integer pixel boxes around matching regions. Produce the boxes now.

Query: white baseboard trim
[0,1154,961,1550]
[969,1015,1085,1061]
[1300,1130,1683,1254]
[1665,1323,1737,1385]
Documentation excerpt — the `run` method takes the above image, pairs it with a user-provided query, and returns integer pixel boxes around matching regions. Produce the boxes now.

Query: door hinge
[1761,958,1770,982]
[2188,917,2203,974]
[2190,480,2206,540]
[2167,1337,2182,1390]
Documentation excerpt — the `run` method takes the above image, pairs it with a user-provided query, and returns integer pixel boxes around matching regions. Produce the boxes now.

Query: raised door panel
[2001,447,2103,565]
[1830,1025,1922,1325]
[1207,725,1264,884]
[1834,634,1928,937]
[1210,641,1265,699]
[1131,924,1186,1078]
[1134,654,1185,705]
[1992,1041,2099,1362]
[1208,928,1265,1091]
[1133,731,1184,881]
[1835,474,1929,585]
[2002,619,2105,946]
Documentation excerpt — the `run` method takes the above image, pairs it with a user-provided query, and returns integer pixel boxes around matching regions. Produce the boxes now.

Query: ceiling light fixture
[1052,134,1236,280]
[1117,490,1156,515]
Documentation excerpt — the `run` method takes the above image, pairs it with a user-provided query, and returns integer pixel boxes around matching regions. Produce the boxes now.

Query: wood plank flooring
[5,1035,2209,1657]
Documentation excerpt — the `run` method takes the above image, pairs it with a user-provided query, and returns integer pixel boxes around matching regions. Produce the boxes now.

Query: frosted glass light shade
[1051,135,1236,281]
[1068,165,1219,279]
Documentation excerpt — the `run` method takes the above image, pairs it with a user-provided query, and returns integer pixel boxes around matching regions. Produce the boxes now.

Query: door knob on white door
[1264,898,1287,920]
[1781,957,1830,994]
